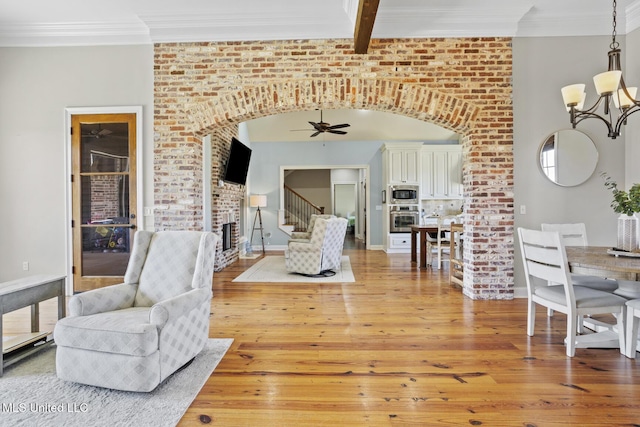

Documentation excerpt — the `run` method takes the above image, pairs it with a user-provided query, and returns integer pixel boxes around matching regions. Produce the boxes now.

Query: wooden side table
[0,274,66,375]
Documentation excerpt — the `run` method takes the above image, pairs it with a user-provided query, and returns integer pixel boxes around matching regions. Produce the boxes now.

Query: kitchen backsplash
[421,199,463,217]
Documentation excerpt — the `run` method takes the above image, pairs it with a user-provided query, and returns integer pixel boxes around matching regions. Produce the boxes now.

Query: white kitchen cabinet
[388,233,412,249]
[420,145,463,199]
[382,143,421,185]
[447,148,463,198]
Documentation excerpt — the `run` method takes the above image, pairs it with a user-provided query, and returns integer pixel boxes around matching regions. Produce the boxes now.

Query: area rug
[0,338,233,426]
[233,255,355,283]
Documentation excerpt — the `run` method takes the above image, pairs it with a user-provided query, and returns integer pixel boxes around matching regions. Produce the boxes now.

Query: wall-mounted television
[223,137,252,186]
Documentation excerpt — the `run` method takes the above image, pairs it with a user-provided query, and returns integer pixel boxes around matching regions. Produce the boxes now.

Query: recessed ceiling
[1,0,639,46]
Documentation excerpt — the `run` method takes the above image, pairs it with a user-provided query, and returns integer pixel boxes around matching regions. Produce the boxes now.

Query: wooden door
[71,113,137,292]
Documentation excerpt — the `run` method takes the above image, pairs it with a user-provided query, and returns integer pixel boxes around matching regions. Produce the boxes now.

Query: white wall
[0,45,154,281]
[513,36,627,293]
[626,27,640,186]
[284,169,332,212]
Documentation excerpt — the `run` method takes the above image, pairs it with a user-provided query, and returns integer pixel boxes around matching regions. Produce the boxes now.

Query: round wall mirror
[538,129,599,187]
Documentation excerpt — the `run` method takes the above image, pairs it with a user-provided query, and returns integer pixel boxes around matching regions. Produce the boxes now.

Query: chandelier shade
[614,87,637,108]
[593,70,621,96]
[561,0,640,139]
[561,84,586,108]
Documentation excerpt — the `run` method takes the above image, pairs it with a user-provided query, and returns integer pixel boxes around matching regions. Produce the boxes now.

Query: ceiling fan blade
[98,129,113,136]
[309,121,323,131]
[328,130,348,135]
[327,123,350,130]
[310,131,321,137]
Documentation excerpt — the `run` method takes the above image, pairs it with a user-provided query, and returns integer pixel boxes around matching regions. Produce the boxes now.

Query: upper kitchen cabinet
[382,143,422,185]
[420,145,463,199]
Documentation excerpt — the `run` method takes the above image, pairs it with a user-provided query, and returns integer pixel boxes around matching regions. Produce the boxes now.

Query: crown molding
[0,22,150,47]
[1,1,639,47]
[627,0,640,33]
[140,13,352,43]
[372,2,533,38]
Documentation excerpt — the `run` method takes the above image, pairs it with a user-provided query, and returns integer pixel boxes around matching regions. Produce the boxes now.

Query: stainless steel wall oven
[390,206,419,232]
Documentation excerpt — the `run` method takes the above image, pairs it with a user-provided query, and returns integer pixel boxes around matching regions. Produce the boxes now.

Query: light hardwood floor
[5,242,640,426]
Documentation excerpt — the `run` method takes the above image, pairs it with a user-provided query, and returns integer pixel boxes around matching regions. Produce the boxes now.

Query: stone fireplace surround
[153,38,514,300]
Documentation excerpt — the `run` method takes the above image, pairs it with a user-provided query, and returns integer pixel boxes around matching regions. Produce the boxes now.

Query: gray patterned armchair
[54,230,218,392]
[289,214,335,242]
[285,217,348,276]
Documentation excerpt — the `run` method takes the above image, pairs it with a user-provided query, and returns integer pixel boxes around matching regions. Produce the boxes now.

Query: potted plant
[602,173,640,251]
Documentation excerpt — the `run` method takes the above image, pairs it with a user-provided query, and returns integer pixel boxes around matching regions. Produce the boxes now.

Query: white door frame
[64,106,144,295]
[332,180,358,231]
[280,164,370,249]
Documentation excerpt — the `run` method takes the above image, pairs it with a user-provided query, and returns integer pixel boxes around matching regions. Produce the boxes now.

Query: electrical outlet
[520,205,527,215]
[22,261,29,271]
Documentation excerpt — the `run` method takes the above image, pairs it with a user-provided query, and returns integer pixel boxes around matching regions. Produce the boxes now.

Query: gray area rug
[0,338,232,427]
[232,255,355,283]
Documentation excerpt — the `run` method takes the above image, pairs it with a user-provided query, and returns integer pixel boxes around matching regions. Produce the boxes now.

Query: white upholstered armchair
[285,217,348,276]
[54,230,218,392]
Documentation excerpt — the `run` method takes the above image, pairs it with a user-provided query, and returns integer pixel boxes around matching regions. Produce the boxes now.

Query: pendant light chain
[611,0,619,49]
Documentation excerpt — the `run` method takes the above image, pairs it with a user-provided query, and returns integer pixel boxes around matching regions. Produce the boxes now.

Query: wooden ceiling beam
[353,0,380,54]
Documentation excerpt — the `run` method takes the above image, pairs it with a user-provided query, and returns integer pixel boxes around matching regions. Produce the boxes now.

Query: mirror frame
[538,129,599,187]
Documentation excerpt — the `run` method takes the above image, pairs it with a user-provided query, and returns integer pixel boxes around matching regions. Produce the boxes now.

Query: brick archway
[186,78,480,135]
[154,38,515,300]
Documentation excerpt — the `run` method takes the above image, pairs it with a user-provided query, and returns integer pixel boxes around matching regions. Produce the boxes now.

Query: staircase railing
[283,184,324,232]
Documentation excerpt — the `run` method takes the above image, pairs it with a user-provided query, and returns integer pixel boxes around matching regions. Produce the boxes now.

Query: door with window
[71,113,137,292]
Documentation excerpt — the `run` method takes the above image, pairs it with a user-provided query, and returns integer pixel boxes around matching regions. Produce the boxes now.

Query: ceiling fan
[291,110,350,137]
[82,126,113,139]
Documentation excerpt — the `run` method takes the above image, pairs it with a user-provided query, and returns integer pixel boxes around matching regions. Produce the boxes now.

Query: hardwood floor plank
[185,247,640,426]
[5,242,640,426]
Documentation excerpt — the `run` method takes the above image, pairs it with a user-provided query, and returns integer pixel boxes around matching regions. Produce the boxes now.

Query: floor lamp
[249,194,267,254]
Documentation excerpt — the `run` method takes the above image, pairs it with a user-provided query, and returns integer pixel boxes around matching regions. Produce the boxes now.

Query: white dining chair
[541,223,618,292]
[625,299,640,358]
[518,228,627,357]
[426,216,458,269]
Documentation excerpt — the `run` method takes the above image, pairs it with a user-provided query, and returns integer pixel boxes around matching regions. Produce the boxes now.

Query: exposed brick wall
[153,37,514,299]
[211,126,244,267]
[90,176,120,220]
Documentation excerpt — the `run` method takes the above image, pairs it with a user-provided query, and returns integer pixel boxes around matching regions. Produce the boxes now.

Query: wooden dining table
[410,224,438,269]
[566,245,640,353]
[566,246,640,280]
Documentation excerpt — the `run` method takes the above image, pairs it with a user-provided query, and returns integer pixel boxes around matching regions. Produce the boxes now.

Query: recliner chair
[54,230,218,392]
[285,217,347,276]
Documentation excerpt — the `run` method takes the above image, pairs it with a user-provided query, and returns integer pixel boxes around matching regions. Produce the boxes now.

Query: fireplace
[222,223,233,251]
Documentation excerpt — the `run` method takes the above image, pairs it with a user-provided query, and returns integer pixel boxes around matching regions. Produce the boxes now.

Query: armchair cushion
[134,231,209,307]
[55,307,157,357]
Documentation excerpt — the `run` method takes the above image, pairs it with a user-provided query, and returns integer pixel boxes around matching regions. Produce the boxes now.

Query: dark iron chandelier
[561,0,638,139]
